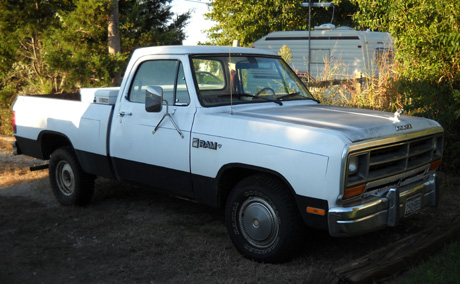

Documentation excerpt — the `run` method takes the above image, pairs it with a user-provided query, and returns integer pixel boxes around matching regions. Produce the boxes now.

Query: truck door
[110,56,196,197]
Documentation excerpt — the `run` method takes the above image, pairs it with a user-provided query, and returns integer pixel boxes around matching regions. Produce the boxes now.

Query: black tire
[49,146,95,206]
[225,174,304,263]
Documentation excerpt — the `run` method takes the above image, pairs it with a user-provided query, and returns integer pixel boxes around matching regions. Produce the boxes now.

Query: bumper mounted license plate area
[404,194,422,217]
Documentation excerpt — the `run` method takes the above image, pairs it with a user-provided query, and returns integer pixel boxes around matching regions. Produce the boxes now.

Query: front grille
[346,134,443,188]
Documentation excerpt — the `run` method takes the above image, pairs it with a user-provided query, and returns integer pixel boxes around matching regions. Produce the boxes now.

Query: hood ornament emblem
[390,108,404,123]
[395,108,405,117]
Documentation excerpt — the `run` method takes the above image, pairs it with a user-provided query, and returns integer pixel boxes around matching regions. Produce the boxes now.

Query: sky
[171,0,213,45]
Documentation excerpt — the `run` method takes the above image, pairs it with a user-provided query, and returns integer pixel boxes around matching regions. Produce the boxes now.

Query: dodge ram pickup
[12,45,444,262]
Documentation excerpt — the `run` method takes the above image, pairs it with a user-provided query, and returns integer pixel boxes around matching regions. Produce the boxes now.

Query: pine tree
[0,0,190,102]
[0,0,73,98]
[119,0,190,52]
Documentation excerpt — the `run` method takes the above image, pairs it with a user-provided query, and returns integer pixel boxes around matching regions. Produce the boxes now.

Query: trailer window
[311,49,330,64]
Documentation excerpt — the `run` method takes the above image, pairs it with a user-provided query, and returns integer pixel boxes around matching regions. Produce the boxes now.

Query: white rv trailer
[252,24,394,81]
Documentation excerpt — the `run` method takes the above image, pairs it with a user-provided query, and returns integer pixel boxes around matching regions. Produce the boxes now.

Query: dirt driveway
[1,136,459,283]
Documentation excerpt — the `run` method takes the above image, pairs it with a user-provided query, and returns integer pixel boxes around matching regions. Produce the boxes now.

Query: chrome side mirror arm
[152,100,184,139]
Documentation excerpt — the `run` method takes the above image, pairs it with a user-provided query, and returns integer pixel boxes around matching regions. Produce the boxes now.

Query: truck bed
[24,93,81,101]
[14,92,116,159]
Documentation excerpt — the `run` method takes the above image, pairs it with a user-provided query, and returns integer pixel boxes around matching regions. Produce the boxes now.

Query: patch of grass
[0,107,14,136]
[0,137,48,188]
[0,166,48,188]
[391,241,460,283]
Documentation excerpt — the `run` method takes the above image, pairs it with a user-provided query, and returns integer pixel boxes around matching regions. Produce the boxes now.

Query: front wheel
[49,147,95,206]
[225,174,304,263]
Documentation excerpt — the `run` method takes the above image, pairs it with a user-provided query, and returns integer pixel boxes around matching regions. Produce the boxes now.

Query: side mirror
[145,86,163,113]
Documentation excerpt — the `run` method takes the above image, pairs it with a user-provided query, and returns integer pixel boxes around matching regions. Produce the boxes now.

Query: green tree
[351,0,460,86]
[0,0,190,100]
[119,0,190,52]
[44,0,127,90]
[0,0,190,135]
[205,0,358,47]
[0,0,74,100]
[351,0,460,172]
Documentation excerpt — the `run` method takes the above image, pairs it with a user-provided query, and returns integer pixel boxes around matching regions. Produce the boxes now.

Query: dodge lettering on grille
[395,124,412,131]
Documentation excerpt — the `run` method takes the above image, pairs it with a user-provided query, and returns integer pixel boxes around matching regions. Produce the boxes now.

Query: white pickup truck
[13,46,444,262]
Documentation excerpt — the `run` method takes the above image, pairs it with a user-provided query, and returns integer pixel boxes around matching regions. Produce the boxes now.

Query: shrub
[0,107,13,136]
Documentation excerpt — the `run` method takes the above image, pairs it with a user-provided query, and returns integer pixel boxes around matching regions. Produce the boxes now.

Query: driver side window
[128,60,190,106]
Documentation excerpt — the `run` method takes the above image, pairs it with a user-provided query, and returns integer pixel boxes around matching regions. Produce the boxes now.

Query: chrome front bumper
[328,172,439,237]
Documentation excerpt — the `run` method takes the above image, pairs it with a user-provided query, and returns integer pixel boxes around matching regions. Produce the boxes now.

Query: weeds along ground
[0,107,13,136]
[299,48,402,112]
[0,137,48,188]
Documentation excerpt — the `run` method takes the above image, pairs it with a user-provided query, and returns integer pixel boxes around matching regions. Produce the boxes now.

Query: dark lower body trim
[111,157,195,199]
[295,195,329,230]
[14,136,44,159]
[75,150,115,179]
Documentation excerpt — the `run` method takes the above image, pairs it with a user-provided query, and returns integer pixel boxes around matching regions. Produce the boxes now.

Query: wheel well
[217,165,294,208]
[39,132,72,159]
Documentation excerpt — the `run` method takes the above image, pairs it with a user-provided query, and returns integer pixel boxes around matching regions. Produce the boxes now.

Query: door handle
[118,112,132,117]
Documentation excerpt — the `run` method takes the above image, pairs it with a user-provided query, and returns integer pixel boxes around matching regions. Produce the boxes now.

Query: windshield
[191,55,315,107]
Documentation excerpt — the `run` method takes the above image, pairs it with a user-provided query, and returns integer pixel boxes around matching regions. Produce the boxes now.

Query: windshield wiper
[278,92,300,101]
[237,94,283,106]
[218,94,283,106]
[278,92,320,103]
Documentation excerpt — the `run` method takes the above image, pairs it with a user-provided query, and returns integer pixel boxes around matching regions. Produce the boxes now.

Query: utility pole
[300,1,334,80]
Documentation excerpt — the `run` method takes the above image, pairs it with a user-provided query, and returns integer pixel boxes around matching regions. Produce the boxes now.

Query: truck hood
[236,104,441,142]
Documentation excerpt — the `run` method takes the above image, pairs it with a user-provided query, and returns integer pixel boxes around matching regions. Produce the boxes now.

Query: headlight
[348,156,359,175]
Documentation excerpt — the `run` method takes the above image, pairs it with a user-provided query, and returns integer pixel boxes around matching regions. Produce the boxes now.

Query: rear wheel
[225,174,304,263]
[49,147,95,206]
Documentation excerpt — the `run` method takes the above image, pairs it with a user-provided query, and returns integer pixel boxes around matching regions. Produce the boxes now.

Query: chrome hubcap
[56,161,75,196]
[238,197,279,248]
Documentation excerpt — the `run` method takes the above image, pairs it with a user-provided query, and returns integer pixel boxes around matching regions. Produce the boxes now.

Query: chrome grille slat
[346,134,443,189]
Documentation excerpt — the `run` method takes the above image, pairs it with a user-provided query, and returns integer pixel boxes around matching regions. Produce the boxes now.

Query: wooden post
[333,214,460,283]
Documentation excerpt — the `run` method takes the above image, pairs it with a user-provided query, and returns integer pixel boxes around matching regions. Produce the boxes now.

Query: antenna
[331,5,335,23]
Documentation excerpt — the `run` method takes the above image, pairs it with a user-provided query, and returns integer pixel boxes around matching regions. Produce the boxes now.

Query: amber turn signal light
[343,184,366,200]
[430,159,442,171]
[306,206,326,216]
